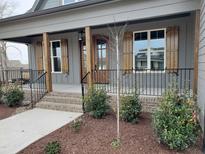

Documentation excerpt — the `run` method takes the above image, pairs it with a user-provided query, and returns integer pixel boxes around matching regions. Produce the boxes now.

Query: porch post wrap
[43,32,53,92]
[85,26,93,86]
[193,10,200,95]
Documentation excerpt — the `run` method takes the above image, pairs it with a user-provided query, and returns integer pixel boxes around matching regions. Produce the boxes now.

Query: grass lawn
[19,112,202,154]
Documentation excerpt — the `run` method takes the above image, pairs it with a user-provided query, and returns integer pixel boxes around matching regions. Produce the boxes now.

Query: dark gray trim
[0,0,113,24]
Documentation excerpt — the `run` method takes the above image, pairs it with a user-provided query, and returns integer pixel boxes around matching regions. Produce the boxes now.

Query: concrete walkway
[0,108,82,154]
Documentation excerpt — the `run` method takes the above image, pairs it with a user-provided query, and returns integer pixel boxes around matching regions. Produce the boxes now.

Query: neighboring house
[6,60,29,69]
[0,0,203,124]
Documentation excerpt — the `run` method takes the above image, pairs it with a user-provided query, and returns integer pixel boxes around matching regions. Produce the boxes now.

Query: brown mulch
[0,104,16,120]
[19,113,202,154]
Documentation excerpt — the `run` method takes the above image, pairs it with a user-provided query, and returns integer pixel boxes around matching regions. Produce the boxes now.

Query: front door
[93,36,109,84]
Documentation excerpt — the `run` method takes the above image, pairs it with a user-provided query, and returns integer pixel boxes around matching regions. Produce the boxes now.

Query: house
[0,0,203,127]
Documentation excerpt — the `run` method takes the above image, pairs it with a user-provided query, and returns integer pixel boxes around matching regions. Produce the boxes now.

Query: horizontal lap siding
[198,0,205,132]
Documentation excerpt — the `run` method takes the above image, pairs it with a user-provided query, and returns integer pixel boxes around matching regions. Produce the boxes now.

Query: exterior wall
[30,32,81,85]
[39,0,61,10]
[92,14,195,92]
[198,0,205,132]
[0,0,200,40]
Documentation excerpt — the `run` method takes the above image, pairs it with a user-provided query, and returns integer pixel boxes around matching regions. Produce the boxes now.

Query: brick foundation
[109,95,162,113]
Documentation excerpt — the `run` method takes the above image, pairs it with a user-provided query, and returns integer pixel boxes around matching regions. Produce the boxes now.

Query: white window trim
[50,40,63,73]
[62,0,84,5]
[133,28,166,73]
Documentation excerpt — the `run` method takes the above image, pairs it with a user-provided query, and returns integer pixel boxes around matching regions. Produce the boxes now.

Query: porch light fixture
[78,31,85,41]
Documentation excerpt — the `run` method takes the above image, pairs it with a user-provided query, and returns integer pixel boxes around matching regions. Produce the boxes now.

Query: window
[133,29,166,70]
[96,39,107,70]
[63,0,85,5]
[51,41,62,73]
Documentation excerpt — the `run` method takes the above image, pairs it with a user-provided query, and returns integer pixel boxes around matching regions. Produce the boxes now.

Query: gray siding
[198,0,205,132]
[39,0,61,10]
[31,32,81,85]
[0,0,200,40]
[93,13,195,69]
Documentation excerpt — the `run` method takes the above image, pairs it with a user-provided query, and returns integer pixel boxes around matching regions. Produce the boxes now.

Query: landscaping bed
[19,112,202,154]
[0,104,16,120]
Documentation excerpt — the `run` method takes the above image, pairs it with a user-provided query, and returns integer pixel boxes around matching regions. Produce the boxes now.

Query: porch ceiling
[0,0,200,40]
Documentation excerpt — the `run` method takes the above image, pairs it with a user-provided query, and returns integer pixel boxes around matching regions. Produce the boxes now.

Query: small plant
[2,85,24,107]
[120,94,142,124]
[84,87,110,119]
[44,141,61,154]
[153,88,200,150]
[111,139,121,149]
[70,119,83,133]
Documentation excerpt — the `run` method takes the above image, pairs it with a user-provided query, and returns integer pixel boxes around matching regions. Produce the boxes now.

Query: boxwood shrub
[84,87,110,119]
[153,88,200,150]
[120,94,142,124]
[2,85,24,107]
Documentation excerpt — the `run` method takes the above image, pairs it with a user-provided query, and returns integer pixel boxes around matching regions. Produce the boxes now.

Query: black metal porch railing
[30,71,47,107]
[90,68,194,96]
[0,68,47,107]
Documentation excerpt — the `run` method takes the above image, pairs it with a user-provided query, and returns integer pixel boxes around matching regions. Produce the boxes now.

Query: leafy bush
[84,87,110,119]
[120,94,142,123]
[70,119,83,133]
[153,88,200,150]
[44,141,61,154]
[111,139,121,149]
[2,85,24,107]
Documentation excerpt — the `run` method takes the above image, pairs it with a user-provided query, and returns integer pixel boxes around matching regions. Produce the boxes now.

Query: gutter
[0,0,114,24]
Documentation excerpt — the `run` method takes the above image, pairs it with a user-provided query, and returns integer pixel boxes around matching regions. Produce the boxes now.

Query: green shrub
[2,85,24,107]
[70,119,83,133]
[153,88,200,150]
[44,141,61,154]
[111,139,121,149]
[84,87,110,119]
[120,94,142,124]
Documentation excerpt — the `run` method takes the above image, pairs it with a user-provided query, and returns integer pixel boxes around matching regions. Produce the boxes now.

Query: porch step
[48,92,82,98]
[41,95,82,105]
[36,101,83,113]
[36,92,83,113]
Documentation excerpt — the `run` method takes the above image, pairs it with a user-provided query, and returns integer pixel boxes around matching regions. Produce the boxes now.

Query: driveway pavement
[0,108,82,154]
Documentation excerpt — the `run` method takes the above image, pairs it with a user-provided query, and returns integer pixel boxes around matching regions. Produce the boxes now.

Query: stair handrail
[81,72,90,112]
[30,71,47,108]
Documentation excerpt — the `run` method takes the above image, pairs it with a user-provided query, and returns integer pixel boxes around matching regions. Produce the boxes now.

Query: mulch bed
[19,113,202,154]
[0,104,16,120]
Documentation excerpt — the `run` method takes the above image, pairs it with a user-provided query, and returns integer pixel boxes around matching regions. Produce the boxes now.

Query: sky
[6,0,36,64]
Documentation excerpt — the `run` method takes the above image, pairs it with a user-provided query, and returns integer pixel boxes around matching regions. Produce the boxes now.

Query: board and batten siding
[29,32,81,85]
[198,0,205,132]
[0,0,200,40]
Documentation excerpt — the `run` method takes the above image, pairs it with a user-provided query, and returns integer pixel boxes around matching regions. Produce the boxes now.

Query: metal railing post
[29,69,34,108]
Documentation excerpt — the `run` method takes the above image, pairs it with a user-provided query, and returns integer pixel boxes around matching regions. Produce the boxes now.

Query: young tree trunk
[116,35,120,141]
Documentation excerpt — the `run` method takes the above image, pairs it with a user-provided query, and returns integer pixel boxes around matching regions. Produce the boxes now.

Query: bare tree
[0,0,16,70]
[107,23,127,143]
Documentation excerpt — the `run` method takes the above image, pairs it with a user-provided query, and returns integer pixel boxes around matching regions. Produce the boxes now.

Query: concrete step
[36,101,83,113]
[42,95,82,105]
[48,92,82,98]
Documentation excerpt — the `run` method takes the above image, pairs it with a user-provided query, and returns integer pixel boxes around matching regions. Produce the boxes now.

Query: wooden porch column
[193,10,200,95]
[85,27,93,87]
[43,32,52,92]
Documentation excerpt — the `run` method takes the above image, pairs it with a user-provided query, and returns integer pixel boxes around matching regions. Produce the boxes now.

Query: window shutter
[166,26,179,70]
[123,32,133,70]
[35,42,43,71]
[61,39,69,74]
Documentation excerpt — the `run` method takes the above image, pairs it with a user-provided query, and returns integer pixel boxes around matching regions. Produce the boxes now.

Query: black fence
[89,68,194,96]
[0,68,47,107]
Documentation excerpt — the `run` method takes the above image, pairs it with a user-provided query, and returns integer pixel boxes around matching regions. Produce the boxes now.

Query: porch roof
[0,0,200,42]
